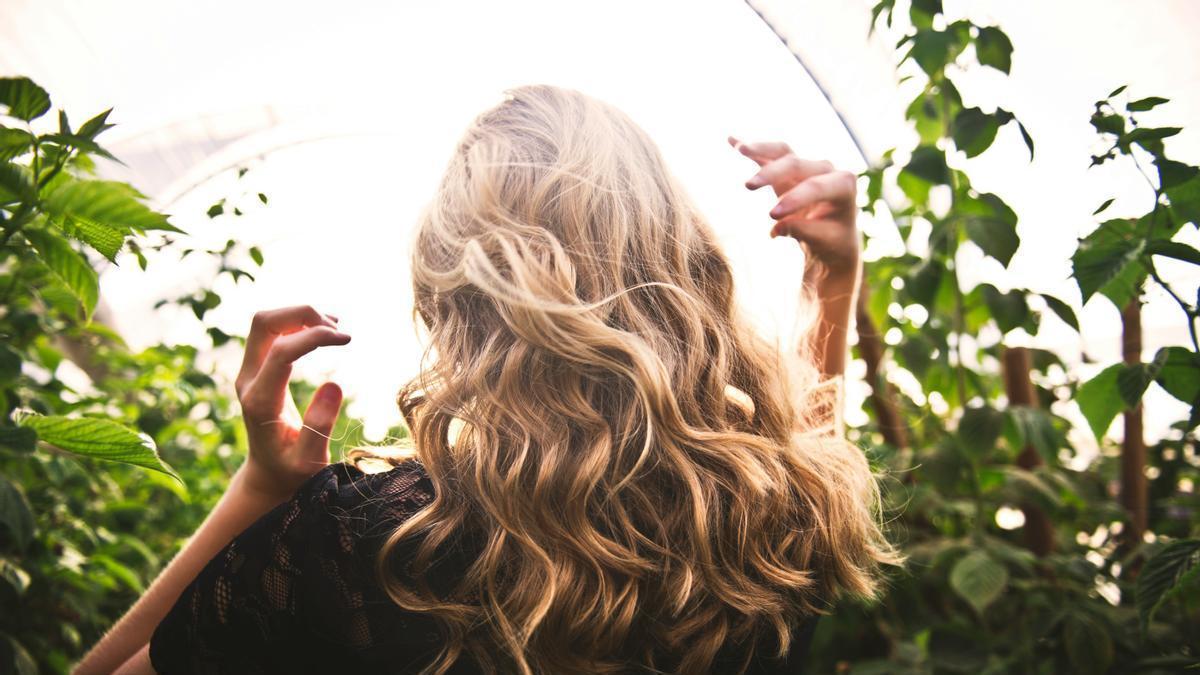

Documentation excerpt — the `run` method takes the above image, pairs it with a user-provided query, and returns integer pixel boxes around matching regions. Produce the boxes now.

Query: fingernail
[316,382,342,406]
[770,204,784,218]
[746,176,764,189]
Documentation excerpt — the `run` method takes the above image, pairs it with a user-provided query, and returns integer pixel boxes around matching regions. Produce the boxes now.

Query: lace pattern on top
[148,459,819,674]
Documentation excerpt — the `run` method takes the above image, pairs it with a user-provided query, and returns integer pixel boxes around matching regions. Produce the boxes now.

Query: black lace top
[149,461,819,674]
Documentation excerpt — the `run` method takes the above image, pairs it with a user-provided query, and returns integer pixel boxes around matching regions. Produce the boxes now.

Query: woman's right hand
[233,305,351,503]
[728,136,861,278]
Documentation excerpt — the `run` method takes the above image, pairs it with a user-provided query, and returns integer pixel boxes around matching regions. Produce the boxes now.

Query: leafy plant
[804,2,1199,673]
[0,76,379,673]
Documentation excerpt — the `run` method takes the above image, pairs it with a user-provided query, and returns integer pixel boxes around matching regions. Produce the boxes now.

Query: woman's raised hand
[233,305,351,502]
[729,136,861,277]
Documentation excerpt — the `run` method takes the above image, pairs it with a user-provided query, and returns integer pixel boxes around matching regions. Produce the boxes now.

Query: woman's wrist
[232,461,295,512]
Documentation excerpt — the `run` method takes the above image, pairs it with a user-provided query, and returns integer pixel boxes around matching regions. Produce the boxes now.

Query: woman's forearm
[805,262,860,378]
[74,466,284,675]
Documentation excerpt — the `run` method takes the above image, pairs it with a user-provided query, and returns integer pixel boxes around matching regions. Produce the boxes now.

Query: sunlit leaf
[1154,347,1200,404]
[975,26,1013,74]
[1076,364,1123,441]
[0,77,51,121]
[16,414,181,483]
[0,162,36,203]
[24,228,99,318]
[43,178,181,234]
[0,127,34,162]
[1071,218,1145,306]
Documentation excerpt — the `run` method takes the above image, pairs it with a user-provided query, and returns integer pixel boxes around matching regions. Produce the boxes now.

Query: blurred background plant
[807,1,1199,673]
[0,77,383,673]
[0,0,1197,671]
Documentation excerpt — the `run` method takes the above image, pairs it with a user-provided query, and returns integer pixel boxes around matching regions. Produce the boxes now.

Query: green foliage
[0,77,378,673]
[15,415,179,483]
[813,4,1200,673]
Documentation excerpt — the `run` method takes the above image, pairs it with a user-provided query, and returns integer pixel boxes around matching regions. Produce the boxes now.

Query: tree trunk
[1001,347,1055,556]
[854,266,910,455]
[1120,298,1148,551]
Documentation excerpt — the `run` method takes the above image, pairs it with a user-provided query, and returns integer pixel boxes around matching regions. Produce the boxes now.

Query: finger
[728,136,792,167]
[296,382,343,465]
[745,155,835,190]
[241,326,351,418]
[237,306,338,392]
[768,171,858,220]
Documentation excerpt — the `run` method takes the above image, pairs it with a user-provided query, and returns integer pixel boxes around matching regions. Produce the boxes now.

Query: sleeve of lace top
[148,460,440,674]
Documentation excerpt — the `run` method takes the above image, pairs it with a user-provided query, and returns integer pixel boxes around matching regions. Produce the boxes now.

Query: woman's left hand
[729,136,861,278]
[233,305,351,502]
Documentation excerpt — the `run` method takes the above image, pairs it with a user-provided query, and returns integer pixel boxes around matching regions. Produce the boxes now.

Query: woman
[78,84,900,674]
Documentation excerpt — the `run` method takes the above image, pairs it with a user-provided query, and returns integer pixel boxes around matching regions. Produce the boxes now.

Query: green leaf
[1145,240,1200,265]
[952,107,1000,158]
[58,215,127,261]
[1038,294,1079,331]
[0,162,36,203]
[1117,350,1168,408]
[1007,406,1059,457]
[43,178,181,233]
[0,77,51,121]
[257,192,269,204]
[0,127,34,162]
[16,414,181,483]
[77,108,115,140]
[1016,120,1034,161]
[1092,198,1114,216]
[206,200,225,218]
[1161,168,1200,227]
[958,406,1004,453]
[975,26,1012,74]
[1064,613,1113,674]
[1137,539,1200,631]
[249,246,264,266]
[909,0,941,28]
[1071,219,1146,306]
[905,145,950,184]
[39,132,123,164]
[0,425,36,453]
[24,228,99,318]
[909,29,956,76]
[0,474,34,551]
[980,284,1029,333]
[1077,364,1124,441]
[1127,96,1168,112]
[949,551,1008,614]
[962,191,1019,267]
[1154,347,1200,404]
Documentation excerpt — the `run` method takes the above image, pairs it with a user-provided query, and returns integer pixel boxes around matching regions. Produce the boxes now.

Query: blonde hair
[368,84,900,674]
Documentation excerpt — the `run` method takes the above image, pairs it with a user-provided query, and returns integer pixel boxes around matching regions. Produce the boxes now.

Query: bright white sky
[2,0,1197,447]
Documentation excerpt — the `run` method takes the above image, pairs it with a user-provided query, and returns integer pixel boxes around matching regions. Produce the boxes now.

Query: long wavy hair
[367,84,900,674]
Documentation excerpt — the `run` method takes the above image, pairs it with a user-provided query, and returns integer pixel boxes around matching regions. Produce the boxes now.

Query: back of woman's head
[378,84,900,674]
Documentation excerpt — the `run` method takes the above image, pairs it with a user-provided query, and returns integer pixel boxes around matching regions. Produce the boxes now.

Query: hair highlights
[371,84,901,674]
